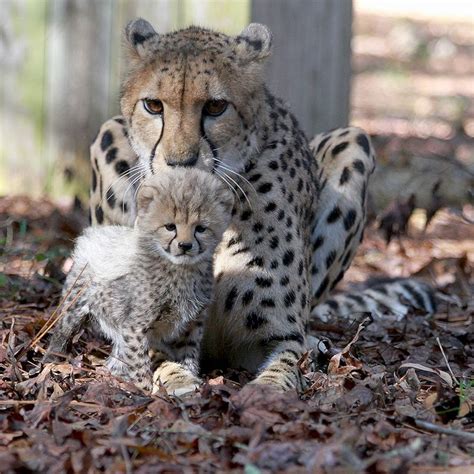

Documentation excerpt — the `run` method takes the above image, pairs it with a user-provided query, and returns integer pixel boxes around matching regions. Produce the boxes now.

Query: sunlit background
[1,0,473,212]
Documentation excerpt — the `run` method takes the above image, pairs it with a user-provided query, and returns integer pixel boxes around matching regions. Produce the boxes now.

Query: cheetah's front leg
[250,338,305,391]
[89,117,139,227]
[308,128,375,304]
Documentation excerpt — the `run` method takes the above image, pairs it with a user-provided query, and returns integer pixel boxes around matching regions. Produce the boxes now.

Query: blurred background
[0,0,473,211]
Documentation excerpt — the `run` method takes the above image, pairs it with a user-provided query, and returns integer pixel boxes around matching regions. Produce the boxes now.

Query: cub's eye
[143,99,164,115]
[195,225,207,233]
[165,223,176,231]
[203,99,228,117]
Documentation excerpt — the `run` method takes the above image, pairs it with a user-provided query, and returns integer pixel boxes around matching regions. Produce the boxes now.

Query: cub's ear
[124,18,159,59]
[137,185,157,215]
[235,23,273,63]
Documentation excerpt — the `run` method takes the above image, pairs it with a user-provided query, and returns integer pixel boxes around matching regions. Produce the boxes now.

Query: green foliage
[0,273,9,288]
[16,0,47,143]
[244,464,262,474]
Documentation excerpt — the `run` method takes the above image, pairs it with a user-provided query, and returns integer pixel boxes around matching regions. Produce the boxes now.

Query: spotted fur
[88,20,435,392]
[312,279,436,322]
[47,169,233,394]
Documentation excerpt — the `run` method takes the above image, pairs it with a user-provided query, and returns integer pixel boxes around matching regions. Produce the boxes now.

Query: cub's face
[136,169,234,265]
[120,20,272,177]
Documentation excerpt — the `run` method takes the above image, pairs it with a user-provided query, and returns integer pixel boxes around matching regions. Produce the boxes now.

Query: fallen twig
[436,336,460,386]
[363,438,423,469]
[407,418,474,442]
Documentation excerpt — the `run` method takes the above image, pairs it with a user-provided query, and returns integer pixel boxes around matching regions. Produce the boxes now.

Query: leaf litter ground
[1,195,473,473]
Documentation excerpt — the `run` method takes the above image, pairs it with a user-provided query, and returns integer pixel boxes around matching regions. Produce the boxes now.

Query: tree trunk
[251,0,352,136]
[45,0,114,198]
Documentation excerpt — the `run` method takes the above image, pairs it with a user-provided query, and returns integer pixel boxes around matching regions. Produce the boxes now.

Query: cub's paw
[152,361,201,397]
[168,383,201,397]
[134,377,153,393]
[247,377,288,392]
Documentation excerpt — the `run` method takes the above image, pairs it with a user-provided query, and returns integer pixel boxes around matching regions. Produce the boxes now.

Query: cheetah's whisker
[213,159,257,194]
[132,180,145,209]
[218,169,252,210]
[214,170,240,203]
[104,162,145,198]
[121,173,144,204]
[107,171,143,208]
[120,172,146,215]
[124,172,145,200]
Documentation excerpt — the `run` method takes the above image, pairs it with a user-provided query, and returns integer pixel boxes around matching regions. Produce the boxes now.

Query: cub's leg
[44,278,91,362]
[107,323,153,392]
[151,319,204,396]
[308,127,375,305]
[44,304,89,362]
[90,116,139,227]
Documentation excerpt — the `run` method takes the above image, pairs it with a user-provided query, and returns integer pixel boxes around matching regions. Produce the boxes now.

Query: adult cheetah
[88,20,435,392]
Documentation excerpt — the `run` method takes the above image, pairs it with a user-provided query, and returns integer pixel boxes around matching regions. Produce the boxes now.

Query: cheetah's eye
[203,99,228,117]
[143,99,164,115]
[195,225,207,233]
[165,223,176,231]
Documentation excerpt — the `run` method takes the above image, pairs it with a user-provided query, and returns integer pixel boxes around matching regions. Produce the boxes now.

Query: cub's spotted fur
[46,169,233,394]
[88,20,435,391]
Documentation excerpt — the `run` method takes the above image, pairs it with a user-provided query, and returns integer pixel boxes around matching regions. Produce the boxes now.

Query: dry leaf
[398,362,453,387]
[327,317,370,375]
[208,376,225,385]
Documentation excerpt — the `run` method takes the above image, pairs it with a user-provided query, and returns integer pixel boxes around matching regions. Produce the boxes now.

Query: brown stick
[410,418,474,442]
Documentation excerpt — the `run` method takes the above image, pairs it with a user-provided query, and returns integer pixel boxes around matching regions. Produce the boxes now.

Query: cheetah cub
[45,168,234,393]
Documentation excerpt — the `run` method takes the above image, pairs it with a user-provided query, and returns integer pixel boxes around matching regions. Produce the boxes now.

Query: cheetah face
[136,168,234,265]
[120,19,272,179]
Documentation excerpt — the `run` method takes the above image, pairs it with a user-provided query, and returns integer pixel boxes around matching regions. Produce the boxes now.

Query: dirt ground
[0,195,473,473]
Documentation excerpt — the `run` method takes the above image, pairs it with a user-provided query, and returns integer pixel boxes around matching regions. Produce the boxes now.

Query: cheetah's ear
[235,23,273,63]
[137,185,157,215]
[124,18,159,59]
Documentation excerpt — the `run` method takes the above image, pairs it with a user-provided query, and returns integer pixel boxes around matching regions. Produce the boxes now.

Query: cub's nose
[178,242,193,252]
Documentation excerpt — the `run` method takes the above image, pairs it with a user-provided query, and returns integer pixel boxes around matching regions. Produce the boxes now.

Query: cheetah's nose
[178,242,193,252]
[166,155,198,168]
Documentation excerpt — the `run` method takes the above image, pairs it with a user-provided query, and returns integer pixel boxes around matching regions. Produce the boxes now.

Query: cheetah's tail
[311,278,437,323]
